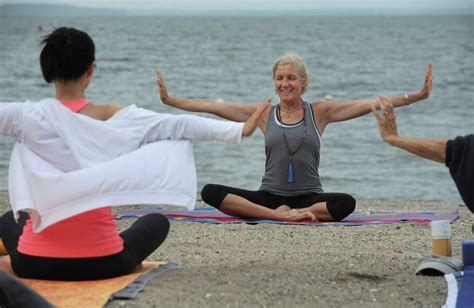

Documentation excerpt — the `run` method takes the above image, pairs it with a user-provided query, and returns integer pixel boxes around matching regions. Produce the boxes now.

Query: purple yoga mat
[114,208,459,226]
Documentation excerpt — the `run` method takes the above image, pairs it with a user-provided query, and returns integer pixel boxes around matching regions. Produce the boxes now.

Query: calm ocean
[0,15,472,204]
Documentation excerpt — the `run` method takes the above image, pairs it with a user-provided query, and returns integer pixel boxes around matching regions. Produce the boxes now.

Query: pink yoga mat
[114,208,459,226]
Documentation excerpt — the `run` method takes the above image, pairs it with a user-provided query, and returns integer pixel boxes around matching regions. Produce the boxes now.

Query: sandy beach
[1,195,472,307]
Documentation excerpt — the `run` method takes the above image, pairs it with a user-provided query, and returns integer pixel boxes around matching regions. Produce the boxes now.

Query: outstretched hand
[420,62,433,99]
[156,69,171,105]
[242,98,272,137]
[372,95,399,144]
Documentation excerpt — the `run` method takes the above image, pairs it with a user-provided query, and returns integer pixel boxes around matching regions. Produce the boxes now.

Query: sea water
[0,15,472,203]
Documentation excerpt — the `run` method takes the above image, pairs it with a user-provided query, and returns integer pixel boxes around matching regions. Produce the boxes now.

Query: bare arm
[373,95,446,163]
[156,70,259,122]
[314,63,433,133]
[385,136,447,163]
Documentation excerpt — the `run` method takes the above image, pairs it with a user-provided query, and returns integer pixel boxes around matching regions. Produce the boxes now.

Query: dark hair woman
[0,27,267,281]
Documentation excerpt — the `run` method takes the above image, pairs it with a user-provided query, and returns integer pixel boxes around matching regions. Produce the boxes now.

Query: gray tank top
[260,100,323,196]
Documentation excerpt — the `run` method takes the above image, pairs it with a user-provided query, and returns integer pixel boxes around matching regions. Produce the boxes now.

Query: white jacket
[0,99,244,232]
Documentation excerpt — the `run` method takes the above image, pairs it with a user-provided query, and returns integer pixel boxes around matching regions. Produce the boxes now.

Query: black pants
[0,211,169,281]
[201,184,356,221]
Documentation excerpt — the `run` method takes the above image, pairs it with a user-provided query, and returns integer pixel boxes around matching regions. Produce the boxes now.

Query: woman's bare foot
[277,208,316,222]
[275,205,291,213]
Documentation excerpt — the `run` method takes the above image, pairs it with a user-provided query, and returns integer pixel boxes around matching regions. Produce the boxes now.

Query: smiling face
[274,64,306,104]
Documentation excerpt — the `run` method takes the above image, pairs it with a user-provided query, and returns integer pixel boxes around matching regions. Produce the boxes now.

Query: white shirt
[0,99,244,232]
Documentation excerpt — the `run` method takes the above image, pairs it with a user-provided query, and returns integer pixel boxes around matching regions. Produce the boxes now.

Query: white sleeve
[143,114,244,144]
[0,103,24,137]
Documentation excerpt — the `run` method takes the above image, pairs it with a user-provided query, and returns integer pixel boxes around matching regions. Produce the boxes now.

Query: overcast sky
[2,0,473,11]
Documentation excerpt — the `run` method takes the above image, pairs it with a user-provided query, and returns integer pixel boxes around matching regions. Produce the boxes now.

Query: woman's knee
[133,213,170,242]
[0,211,23,228]
[0,211,13,236]
[143,213,170,250]
[326,194,356,221]
[148,213,170,235]
[201,184,226,209]
[0,211,28,238]
[343,194,356,213]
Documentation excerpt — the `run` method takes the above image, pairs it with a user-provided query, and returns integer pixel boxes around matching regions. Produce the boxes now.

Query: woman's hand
[155,69,260,123]
[242,98,271,137]
[419,62,433,100]
[275,205,318,222]
[156,69,171,105]
[372,95,399,144]
[280,208,316,222]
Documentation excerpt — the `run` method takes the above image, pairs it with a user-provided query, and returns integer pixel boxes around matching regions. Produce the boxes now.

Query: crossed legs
[201,184,356,222]
[0,211,169,280]
[219,193,316,221]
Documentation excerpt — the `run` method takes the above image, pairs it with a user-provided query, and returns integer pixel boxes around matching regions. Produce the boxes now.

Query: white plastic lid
[431,220,451,239]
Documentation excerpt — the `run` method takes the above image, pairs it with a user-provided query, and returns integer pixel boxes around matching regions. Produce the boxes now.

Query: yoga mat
[114,208,459,226]
[0,256,179,307]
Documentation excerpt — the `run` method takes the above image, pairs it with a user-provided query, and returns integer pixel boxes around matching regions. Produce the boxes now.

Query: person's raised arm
[372,95,446,163]
[142,99,271,143]
[156,69,261,123]
[314,63,433,133]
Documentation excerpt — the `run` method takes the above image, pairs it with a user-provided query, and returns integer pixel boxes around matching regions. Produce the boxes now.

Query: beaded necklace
[277,101,307,183]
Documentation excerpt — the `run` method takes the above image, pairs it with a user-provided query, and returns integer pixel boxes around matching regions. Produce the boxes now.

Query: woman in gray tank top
[156,54,433,222]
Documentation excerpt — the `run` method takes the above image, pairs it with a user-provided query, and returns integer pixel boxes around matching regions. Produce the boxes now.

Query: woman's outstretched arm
[156,70,265,124]
[313,63,433,133]
[372,95,446,163]
[143,99,271,143]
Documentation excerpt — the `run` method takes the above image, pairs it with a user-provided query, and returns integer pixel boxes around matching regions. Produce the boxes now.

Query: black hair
[39,27,95,83]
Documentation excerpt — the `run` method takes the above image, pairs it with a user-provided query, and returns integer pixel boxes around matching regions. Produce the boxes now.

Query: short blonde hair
[272,53,309,94]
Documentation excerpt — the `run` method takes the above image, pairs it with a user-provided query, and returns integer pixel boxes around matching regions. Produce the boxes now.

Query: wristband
[404,93,410,106]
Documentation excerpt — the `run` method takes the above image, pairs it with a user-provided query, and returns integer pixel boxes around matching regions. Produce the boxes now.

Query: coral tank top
[17,99,124,258]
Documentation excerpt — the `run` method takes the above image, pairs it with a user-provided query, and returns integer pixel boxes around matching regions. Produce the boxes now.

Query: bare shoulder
[105,104,125,118]
[310,100,333,134]
[311,100,332,107]
[79,104,125,121]
[310,100,331,114]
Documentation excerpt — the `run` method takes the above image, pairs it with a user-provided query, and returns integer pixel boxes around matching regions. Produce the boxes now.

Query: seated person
[156,54,433,222]
[0,27,267,281]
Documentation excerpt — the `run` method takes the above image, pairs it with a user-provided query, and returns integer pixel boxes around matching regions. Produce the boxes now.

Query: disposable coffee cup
[431,221,452,257]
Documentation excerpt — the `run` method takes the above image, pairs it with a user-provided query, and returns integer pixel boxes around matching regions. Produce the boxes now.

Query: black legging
[0,211,169,281]
[201,184,356,221]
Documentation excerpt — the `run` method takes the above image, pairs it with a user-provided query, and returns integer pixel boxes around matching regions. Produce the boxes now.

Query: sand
[1,195,472,307]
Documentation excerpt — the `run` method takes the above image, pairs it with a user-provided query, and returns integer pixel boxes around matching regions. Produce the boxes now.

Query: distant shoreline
[1,4,473,17]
